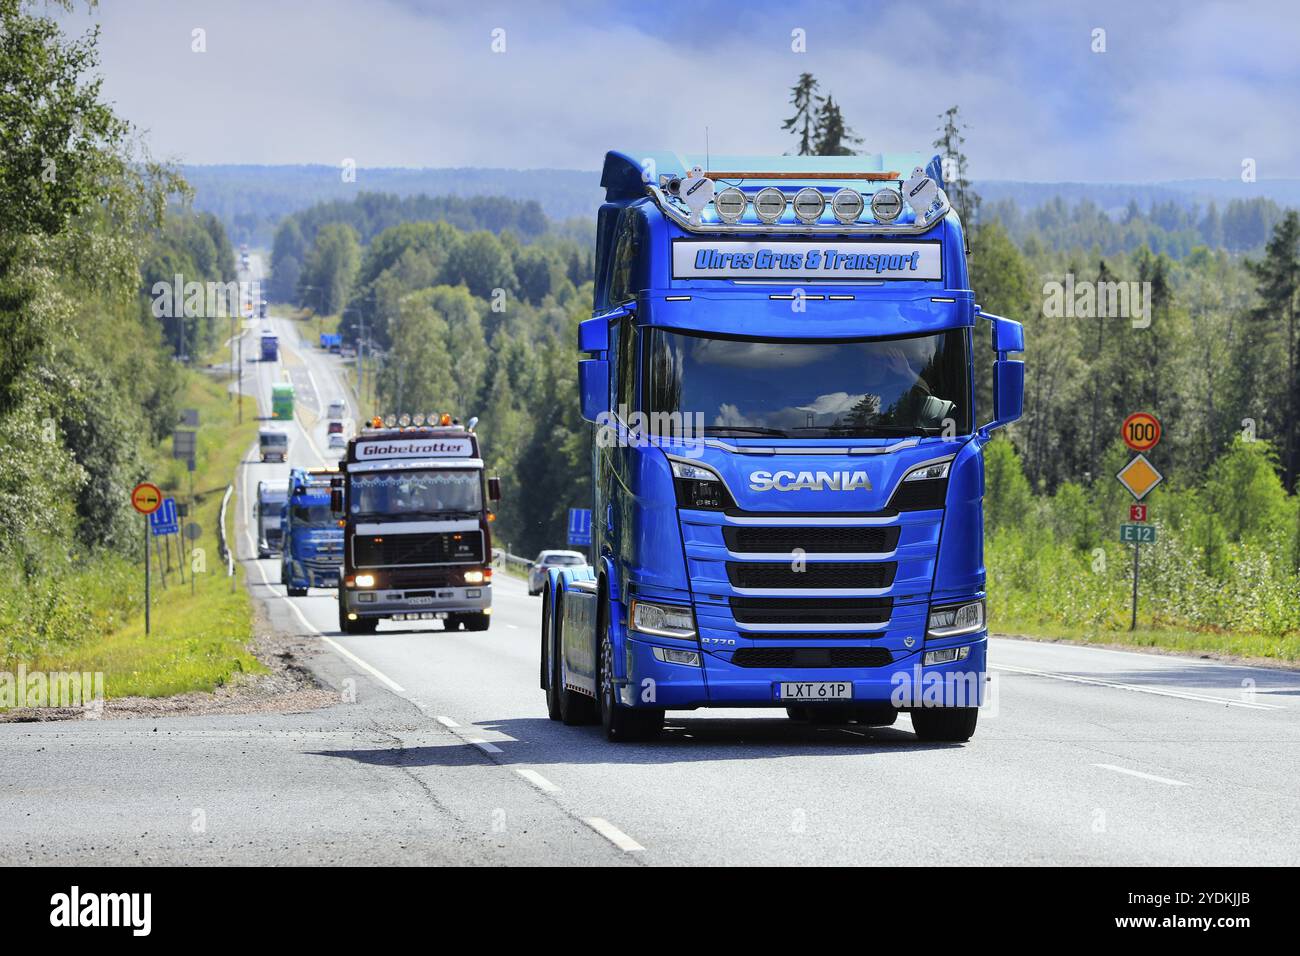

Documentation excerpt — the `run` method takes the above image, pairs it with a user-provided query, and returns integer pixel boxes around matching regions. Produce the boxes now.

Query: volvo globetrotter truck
[280,467,344,596]
[333,416,502,634]
[540,151,1025,742]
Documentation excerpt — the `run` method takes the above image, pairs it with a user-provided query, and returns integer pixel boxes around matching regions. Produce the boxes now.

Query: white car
[328,433,347,452]
[527,550,587,595]
[327,399,346,420]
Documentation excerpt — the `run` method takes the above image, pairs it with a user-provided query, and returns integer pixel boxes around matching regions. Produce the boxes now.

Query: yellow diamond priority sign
[1116,454,1163,501]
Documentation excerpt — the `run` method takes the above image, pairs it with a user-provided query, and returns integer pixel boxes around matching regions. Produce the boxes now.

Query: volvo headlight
[903,460,952,482]
[927,599,984,638]
[354,574,376,588]
[630,600,696,639]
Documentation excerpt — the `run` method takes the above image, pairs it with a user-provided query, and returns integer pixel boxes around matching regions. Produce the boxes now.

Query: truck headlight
[670,458,731,510]
[904,460,952,481]
[354,574,376,588]
[927,599,984,638]
[464,570,485,584]
[630,599,696,639]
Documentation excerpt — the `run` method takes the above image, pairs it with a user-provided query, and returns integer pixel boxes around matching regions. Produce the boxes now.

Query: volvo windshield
[645,329,970,437]
[349,469,482,517]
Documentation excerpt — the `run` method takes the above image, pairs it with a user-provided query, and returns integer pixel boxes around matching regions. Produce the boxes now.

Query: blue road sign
[567,508,592,547]
[150,497,179,536]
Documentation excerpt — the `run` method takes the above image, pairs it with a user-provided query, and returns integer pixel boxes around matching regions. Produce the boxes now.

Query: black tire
[542,588,562,721]
[338,605,378,635]
[599,617,663,742]
[461,612,490,632]
[910,707,978,742]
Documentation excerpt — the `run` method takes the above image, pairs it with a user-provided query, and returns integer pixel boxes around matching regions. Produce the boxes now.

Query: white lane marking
[1094,763,1189,787]
[584,817,645,853]
[435,715,459,728]
[516,768,560,793]
[249,556,407,694]
[467,738,502,754]
[507,624,520,630]
[990,662,1282,711]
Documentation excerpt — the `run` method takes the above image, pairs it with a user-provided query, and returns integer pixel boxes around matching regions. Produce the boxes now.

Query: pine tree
[934,106,980,231]
[782,73,820,156]
[1246,210,1300,489]
[811,95,861,156]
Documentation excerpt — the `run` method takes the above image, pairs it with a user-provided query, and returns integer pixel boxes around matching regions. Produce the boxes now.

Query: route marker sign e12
[131,482,163,515]
[1122,412,1161,452]
[1120,524,1156,543]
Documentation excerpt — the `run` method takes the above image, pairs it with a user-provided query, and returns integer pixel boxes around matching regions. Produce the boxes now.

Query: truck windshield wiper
[703,426,790,437]
[792,424,934,437]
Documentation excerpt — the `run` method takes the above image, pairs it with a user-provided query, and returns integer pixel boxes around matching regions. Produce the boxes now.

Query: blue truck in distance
[280,467,344,597]
[261,331,279,361]
[320,332,342,354]
[540,151,1024,742]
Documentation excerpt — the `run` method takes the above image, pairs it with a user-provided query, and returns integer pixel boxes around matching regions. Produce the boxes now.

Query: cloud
[59,0,1300,179]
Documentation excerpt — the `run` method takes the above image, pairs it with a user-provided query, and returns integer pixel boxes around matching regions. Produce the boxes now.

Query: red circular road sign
[131,482,163,515]
[1122,412,1162,452]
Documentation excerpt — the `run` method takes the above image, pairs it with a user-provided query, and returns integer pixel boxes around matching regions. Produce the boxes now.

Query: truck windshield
[645,328,970,437]
[291,503,335,526]
[350,469,482,517]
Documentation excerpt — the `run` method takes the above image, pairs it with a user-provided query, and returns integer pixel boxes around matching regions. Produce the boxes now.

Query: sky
[59,0,1300,182]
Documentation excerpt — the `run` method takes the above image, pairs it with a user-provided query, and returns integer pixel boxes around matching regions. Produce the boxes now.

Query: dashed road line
[435,715,460,728]
[991,662,1282,711]
[516,768,560,793]
[1094,763,1189,787]
[584,817,645,852]
[467,738,503,754]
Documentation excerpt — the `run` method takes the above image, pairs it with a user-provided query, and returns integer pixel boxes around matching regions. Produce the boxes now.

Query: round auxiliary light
[831,188,865,223]
[398,414,411,426]
[792,187,826,224]
[753,187,787,224]
[412,413,425,426]
[384,415,396,427]
[870,188,903,222]
[714,187,747,223]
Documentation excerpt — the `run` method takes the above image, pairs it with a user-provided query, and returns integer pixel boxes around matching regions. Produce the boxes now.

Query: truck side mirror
[578,359,609,424]
[330,475,344,514]
[488,476,501,502]
[979,311,1026,432]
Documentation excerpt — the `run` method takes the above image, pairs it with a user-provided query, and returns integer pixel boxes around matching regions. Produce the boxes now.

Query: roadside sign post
[1116,413,1163,632]
[131,482,163,635]
[149,497,179,590]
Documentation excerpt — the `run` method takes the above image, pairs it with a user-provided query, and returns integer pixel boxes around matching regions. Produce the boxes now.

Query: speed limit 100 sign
[1122,413,1162,453]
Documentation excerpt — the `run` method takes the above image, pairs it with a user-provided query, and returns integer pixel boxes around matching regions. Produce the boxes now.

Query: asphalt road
[3,278,1299,866]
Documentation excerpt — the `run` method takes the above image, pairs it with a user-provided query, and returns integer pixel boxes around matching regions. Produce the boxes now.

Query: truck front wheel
[338,605,378,635]
[909,707,978,742]
[459,613,489,632]
[599,626,662,742]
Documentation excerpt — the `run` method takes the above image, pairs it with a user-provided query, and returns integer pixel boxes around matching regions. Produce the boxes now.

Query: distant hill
[182,164,1298,249]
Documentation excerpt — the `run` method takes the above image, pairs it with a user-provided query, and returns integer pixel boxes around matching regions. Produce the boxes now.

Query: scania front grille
[722,525,899,554]
[730,647,893,668]
[729,597,893,625]
[727,561,896,589]
[353,530,484,568]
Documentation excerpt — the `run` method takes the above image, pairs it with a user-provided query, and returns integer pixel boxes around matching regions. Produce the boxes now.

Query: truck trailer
[540,151,1025,742]
[255,479,289,559]
[280,467,344,596]
[333,416,502,634]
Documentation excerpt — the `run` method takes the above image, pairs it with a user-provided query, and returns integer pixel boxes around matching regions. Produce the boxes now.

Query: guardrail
[218,484,235,578]
[492,548,533,578]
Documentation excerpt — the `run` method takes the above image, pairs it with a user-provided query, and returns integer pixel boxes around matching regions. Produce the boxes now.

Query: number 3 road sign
[131,482,163,515]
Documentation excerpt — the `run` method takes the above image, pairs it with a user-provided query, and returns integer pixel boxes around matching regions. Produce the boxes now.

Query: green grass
[990,616,1300,665]
[5,359,266,702]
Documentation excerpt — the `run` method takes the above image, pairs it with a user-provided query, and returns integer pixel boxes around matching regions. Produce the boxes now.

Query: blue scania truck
[540,151,1024,742]
[280,466,344,597]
